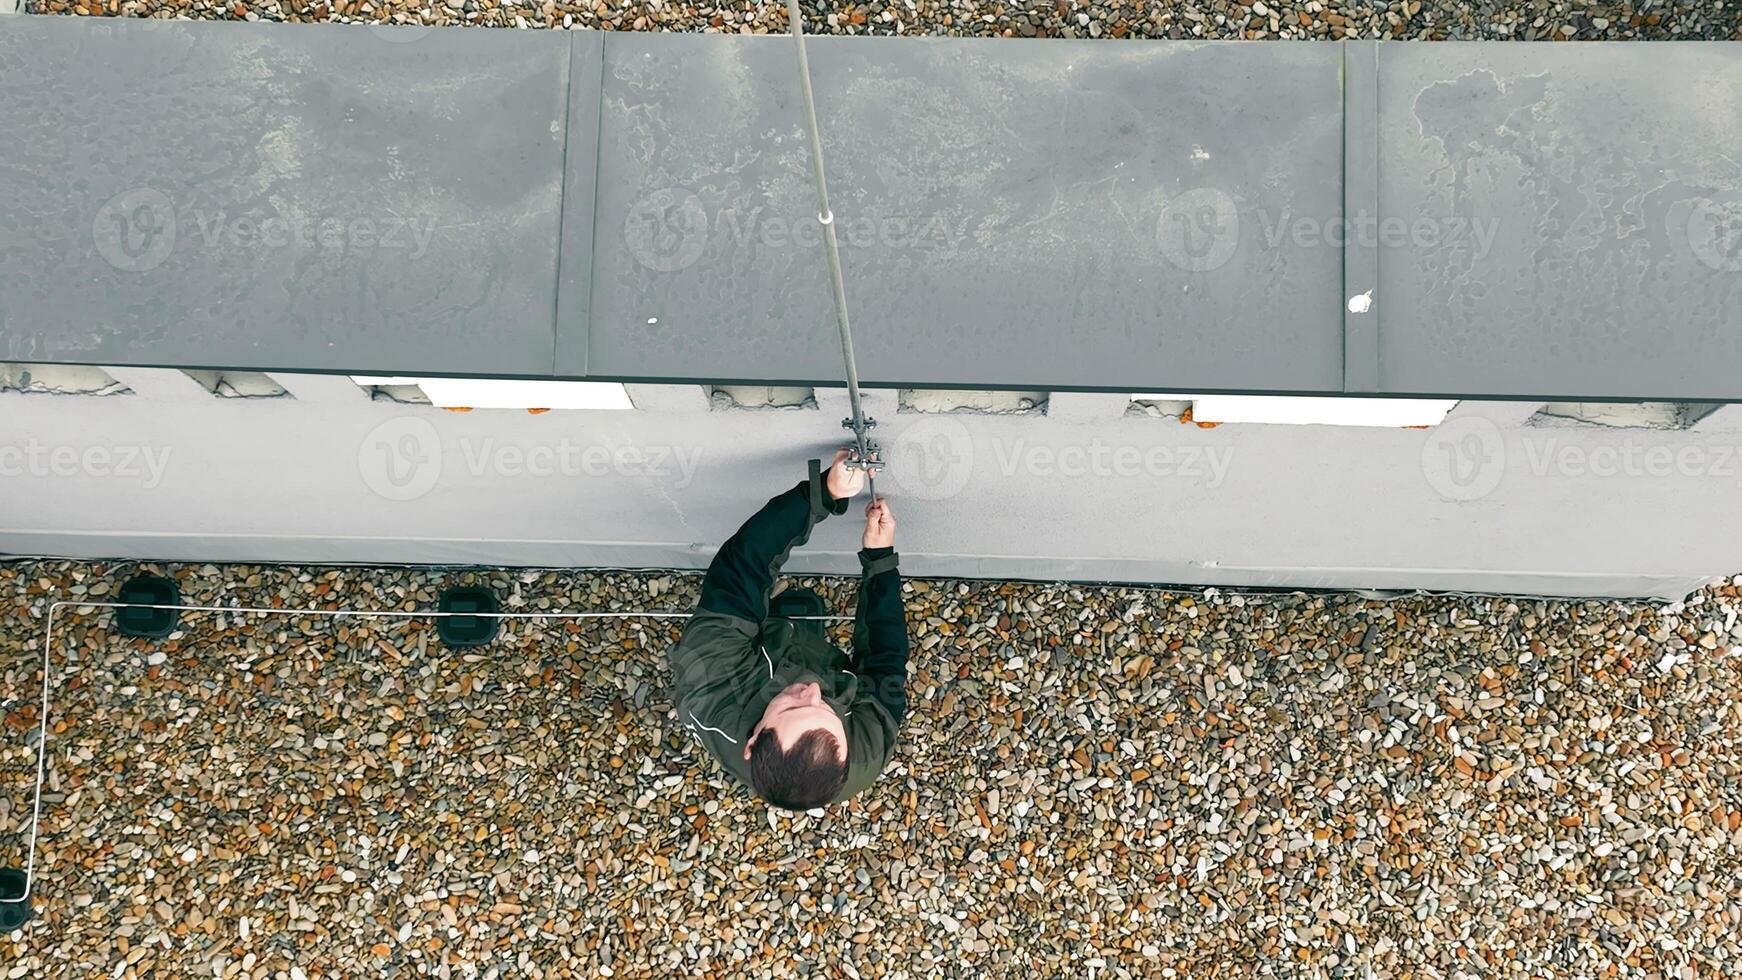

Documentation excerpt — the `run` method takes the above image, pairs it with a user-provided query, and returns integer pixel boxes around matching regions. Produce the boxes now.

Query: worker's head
[743,680,847,810]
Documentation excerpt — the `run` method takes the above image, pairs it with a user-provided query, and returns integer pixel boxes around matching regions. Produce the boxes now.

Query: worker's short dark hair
[748,728,846,811]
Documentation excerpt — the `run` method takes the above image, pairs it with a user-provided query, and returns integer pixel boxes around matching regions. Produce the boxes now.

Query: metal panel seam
[580,33,610,379]
[1341,40,1382,393]
[548,34,580,376]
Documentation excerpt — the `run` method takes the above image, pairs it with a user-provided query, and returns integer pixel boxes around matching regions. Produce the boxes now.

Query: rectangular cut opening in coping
[707,386,818,411]
[898,390,1048,415]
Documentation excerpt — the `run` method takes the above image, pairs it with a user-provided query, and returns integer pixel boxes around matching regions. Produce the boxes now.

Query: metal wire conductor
[1,576,1606,909]
[785,0,882,499]
[1,600,856,910]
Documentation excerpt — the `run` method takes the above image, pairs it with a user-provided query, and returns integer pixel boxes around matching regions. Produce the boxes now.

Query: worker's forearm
[854,547,910,723]
[697,473,842,622]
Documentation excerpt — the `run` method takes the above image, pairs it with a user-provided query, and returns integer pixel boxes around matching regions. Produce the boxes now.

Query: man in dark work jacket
[667,451,908,810]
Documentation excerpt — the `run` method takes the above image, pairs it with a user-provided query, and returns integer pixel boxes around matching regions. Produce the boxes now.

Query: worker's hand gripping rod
[785,0,882,497]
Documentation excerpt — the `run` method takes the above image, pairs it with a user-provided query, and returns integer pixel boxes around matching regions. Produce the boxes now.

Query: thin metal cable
[1,579,1673,905]
[785,0,878,500]
[1,599,854,907]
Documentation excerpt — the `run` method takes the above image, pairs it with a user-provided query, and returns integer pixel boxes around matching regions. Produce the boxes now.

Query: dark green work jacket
[667,463,910,804]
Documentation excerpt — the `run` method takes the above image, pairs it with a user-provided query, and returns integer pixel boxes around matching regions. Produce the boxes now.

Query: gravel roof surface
[2,560,1740,977]
[19,0,1742,40]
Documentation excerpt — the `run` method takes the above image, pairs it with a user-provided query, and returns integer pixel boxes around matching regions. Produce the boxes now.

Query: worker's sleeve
[697,460,849,623]
[851,546,909,725]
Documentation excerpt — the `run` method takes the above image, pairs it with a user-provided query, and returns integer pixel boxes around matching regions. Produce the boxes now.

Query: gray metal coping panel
[0,18,573,376]
[1373,42,1742,401]
[4,22,1738,402]
[583,35,1347,392]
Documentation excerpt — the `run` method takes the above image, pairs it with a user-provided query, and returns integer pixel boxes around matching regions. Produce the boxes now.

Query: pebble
[1,560,1740,976]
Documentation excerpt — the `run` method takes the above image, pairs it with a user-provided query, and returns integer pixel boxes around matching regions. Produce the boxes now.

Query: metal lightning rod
[785,0,881,499]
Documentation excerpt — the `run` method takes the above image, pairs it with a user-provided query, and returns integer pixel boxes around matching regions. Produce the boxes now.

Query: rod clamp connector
[847,441,884,474]
[840,417,883,473]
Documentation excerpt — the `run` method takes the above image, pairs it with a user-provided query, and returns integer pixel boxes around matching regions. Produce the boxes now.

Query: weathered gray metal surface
[3,20,1740,401]
[1371,43,1742,400]
[0,18,572,374]
[585,35,1346,391]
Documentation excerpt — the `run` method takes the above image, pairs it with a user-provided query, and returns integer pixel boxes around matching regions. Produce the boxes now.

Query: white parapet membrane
[1132,393,1457,428]
[349,377,635,411]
